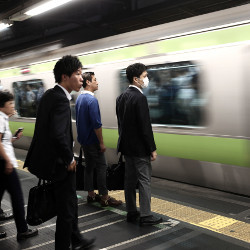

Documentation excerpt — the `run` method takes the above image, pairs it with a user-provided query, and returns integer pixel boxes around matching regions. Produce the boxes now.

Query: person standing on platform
[0,90,38,240]
[24,56,95,250]
[116,63,163,226]
[75,72,122,207]
[0,109,15,223]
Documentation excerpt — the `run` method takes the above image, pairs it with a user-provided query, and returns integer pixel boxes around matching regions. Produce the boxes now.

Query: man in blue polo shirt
[75,72,122,207]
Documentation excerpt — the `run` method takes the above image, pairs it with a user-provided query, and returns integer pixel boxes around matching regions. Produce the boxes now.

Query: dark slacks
[0,168,28,233]
[124,155,152,217]
[54,170,82,250]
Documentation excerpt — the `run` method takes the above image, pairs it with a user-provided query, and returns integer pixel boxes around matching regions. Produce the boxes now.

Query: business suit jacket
[116,86,156,157]
[24,85,73,180]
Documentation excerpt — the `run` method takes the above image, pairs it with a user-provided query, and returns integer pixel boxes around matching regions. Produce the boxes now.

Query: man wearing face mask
[116,63,162,226]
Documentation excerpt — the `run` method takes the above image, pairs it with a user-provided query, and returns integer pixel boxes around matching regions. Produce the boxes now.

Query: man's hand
[16,131,23,139]
[4,161,13,175]
[67,159,76,172]
[151,151,157,161]
[99,143,106,153]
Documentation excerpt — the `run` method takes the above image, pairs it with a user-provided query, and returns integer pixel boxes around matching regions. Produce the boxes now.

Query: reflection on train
[120,61,205,126]
[13,80,44,118]
[12,79,78,120]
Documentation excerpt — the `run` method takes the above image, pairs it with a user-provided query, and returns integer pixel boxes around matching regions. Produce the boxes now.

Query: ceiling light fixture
[25,0,74,17]
[0,22,13,31]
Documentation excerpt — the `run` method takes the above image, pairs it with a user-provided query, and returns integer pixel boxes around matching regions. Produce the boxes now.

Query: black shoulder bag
[106,154,125,191]
[26,179,56,226]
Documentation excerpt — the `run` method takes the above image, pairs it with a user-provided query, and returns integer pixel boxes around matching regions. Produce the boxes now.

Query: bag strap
[118,154,123,163]
[78,147,83,165]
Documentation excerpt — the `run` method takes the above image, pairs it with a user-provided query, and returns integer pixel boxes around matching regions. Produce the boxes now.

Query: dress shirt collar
[57,84,72,101]
[129,84,143,94]
[81,90,94,96]
[0,111,9,120]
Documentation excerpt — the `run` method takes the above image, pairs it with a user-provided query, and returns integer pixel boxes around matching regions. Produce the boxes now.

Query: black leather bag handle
[78,147,83,165]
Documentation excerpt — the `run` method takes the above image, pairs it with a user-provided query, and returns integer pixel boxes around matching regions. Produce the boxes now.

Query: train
[1,4,250,196]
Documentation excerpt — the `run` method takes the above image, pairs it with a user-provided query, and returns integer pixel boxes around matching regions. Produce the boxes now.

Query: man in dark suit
[116,63,162,226]
[24,55,95,250]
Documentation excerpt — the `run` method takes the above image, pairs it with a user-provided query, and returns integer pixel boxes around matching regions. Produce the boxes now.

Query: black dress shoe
[127,211,140,222]
[0,231,6,239]
[139,215,163,226]
[17,228,38,241]
[72,237,96,250]
[0,211,14,221]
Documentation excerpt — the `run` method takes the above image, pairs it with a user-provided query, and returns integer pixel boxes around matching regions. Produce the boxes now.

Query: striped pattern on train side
[1,22,250,78]
[9,121,249,168]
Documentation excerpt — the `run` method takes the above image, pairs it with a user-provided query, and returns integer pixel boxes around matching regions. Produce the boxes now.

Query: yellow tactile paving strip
[16,160,250,243]
[108,192,250,243]
[17,160,28,172]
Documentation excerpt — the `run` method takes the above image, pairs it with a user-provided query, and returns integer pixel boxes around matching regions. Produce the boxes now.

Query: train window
[119,61,205,126]
[12,79,45,118]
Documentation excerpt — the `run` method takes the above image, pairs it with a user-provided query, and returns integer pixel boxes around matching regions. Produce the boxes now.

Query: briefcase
[106,155,125,190]
[26,179,56,226]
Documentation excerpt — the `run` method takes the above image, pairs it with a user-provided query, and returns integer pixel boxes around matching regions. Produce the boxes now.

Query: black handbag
[26,179,56,226]
[106,154,125,191]
[76,147,97,191]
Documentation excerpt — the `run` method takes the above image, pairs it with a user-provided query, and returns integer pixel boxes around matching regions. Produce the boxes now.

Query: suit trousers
[54,171,82,250]
[124,155,152,217]
[0,168,28,233]
[82,144,108,196]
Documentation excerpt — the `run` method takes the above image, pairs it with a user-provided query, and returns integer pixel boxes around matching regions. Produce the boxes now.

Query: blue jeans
[82,144,108,196]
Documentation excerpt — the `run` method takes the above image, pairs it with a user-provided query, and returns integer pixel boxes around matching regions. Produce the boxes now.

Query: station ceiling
[1,0,250,59]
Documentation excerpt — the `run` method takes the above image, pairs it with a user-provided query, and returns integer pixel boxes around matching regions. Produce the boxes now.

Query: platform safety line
[107,192,250,244]
[0,207,27,227]
[102,226,171,249]
[0,203,85,227]
[38,210,108,230]
[0,234,16,241]
[78,202,87,206]
[0,210,109,243]
[22,240,55,250]
[80,219,124,234]
[78,210,106,219]
[22,219,124,250]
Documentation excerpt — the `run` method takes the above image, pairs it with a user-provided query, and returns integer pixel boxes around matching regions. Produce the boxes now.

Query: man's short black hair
[82,72,95,88]
[0,90,14,107]
[53,55,83,83]
[126,63,147,84]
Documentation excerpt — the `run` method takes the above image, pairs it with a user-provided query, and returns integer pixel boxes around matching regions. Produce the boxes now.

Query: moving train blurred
[1,4,250,196]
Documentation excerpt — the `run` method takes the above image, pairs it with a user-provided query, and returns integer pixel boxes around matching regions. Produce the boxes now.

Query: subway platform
[0,149,250,250]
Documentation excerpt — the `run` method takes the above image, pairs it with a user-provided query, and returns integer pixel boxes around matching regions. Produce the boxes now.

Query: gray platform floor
[0,149,250,250]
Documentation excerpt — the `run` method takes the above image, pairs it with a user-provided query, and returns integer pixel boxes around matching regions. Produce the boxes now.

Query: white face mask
[138,76,149,88]
[142,76,149,88]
